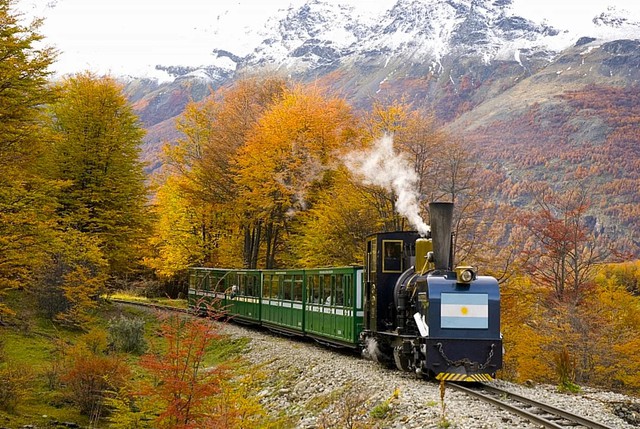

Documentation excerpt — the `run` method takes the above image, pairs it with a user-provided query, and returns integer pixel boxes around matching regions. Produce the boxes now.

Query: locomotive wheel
[371,340,395,368]
[393,346,411,371]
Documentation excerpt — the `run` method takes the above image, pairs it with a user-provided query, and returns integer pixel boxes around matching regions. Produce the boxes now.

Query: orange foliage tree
[500,209,640,393]
[233,84,359,268]
[137,313,229,428]
[149,77,288,273]
[501,184,640,389]
[518,184,610,302]
[108,311,281,428]
[194,77,289,268]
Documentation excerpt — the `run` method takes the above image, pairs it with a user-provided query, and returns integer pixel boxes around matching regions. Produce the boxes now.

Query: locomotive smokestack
[429,202,454,271]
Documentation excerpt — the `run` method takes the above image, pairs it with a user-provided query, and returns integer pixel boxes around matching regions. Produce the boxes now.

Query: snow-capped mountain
[237,1,368,75]
[124,0,640,148]
[17,0,640,83]
[114,0,640,254]
[186,0,640,84]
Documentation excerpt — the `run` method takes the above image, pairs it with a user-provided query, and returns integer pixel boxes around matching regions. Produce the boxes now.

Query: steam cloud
[345,134,430,236]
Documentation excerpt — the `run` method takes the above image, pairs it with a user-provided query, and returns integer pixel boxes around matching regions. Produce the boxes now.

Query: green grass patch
[204,335,251,366]
[106,292,188,309]
[1,324,89,426]
[370,400,392,419]
[2,330,57,367]
[0,290,264,428]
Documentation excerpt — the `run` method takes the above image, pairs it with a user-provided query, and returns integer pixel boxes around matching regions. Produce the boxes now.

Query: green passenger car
[304,267,363,347]
[188,268,229,314]
[260,269,305,334]
[188,268,261,323]
[188,265,364,348]
[224,270,262,323]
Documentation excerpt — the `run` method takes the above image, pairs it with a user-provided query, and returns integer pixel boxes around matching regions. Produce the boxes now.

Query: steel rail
[448,383,612,429]
[481,384,612,429]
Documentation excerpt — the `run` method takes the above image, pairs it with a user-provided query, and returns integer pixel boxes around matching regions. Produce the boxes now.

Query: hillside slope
[123,1,640,254]
[448,39,640,252]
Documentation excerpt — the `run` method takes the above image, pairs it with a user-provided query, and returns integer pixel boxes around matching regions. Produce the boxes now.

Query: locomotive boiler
[361,202,502,381]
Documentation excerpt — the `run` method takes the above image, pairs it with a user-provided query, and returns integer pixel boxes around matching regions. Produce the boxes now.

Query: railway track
[113,299,627,428]
[447,382,613,429]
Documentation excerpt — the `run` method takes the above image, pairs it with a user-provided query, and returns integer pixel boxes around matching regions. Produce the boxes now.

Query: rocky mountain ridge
[156,0,639,81]
[128,0,640,128]
[122,0,640,254]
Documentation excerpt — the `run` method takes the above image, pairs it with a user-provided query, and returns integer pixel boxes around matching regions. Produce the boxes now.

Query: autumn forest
[1,0,640,425]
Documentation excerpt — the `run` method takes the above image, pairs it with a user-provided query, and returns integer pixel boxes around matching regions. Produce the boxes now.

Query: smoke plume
[345,134,430,236]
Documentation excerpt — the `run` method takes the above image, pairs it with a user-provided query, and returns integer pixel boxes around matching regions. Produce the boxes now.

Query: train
[188,202,502,382]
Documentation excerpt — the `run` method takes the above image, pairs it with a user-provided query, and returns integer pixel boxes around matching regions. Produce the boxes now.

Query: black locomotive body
[361,202,503,382]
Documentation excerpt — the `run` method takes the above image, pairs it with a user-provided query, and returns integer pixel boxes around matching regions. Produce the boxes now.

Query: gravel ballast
[218,321,640,429]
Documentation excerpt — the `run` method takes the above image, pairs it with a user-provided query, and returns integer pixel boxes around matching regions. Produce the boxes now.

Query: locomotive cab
[363,230,420,334]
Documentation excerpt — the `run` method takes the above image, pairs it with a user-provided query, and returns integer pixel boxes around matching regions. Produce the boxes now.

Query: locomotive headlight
[460,269,474,282]
[455,266,476,284]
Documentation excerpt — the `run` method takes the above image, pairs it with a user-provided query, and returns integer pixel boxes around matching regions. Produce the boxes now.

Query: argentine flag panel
[441,293,488,329]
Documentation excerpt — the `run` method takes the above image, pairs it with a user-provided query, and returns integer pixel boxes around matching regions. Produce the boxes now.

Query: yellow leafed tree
[233,84,359,268]
[589,265,640,392]
[149,76,288,274]
[145,174,206,277]
[500,276,552,382]
[292,169,379,267]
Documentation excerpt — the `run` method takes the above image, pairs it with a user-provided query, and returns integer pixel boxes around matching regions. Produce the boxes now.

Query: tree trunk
[251,222,261,269]
[264,223,280,269]
[243,227,252,269]
[243,222,262,269]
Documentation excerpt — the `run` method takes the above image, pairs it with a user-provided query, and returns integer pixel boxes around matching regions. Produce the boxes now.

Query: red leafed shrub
[62,351,130,416]
[138,313,228,429]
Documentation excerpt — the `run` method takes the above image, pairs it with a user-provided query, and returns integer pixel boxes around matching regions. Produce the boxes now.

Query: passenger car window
[294,275,303,301]
[322,275,332,305]
[307,275,319,303]
[335,275,344,306]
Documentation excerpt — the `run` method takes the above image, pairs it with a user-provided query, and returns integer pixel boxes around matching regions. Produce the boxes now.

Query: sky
[15,0,640,80]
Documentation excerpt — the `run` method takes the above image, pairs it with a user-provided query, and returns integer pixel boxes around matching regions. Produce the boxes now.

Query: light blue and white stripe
[441,293,488,329]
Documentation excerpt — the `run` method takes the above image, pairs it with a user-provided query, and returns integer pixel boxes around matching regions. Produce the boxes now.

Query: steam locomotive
[188,202,502,382]
[361,202,502,382]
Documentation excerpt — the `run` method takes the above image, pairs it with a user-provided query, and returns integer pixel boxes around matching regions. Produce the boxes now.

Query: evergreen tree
[49,73,150,279]
[0,0,57,316]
